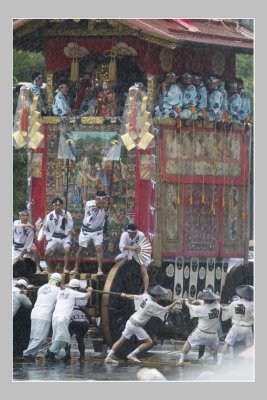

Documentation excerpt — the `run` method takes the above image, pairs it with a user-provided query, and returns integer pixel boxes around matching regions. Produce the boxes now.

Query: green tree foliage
[13,50,45,219]
[236,53,254,123]
[13,49,45,84]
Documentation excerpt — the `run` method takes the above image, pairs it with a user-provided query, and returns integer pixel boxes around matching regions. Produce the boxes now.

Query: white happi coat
[115,230,151,266]
[130,293,170,326]
[51,288,89,344]
[188,302,220,334]
[82,200,107,230]
[13,220,34,259]
[44,210,73,241]
[23,283,61,356]
[222,299,254,346]
[52,92,71,116]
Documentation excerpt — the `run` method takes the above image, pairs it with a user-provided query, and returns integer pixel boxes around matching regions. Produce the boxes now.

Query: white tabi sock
[131,348,140,356]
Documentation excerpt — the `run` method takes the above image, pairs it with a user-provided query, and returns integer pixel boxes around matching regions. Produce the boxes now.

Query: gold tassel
[70,58,79,82]
[189,194,193,205]
[201,194,205,205]
[108,54,117,82]
[177,192,180,205]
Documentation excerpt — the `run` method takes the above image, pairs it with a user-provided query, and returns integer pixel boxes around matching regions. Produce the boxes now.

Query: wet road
[13,339,254,382]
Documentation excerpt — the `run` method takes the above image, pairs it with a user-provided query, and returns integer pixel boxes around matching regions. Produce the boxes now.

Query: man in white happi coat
[71,191,109,276]
[115,223,151,293]
[29,71,47,115]
[180,72,197,120]
[13,210,41,273]
[217,285,254,365]
[22,273,62,361]
[46,279,92,361]
[105,285,181,363]
[177,289,221,366]
[44,197,73,273]
[154,72,183,118]
[52,82,73,116]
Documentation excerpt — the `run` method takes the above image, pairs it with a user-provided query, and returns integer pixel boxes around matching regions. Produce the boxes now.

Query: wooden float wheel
[101,258,144,358]
[13,258,36,280]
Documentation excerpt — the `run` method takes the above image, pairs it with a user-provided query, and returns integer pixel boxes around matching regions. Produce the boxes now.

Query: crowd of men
[29,69,250,125]
[13,65,253,371]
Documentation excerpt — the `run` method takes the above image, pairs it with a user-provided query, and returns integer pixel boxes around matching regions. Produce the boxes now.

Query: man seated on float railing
[154,72,183,118]
[214,74,228,123]
[235,77,251,124]
[192,73,207,120]
[29,71,47,116]
[205,76,223,123]
[13,210,42,274]
[226,81,242,123]
[115,223,150,294]
[180,72,197,120]
[52,82,75,117]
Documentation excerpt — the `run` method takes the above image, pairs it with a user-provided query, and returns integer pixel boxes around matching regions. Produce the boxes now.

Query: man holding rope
[104,285,181,364]
[23,273,62,361]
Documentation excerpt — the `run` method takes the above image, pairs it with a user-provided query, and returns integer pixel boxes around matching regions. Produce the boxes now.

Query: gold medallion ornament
[64,42,89,81]
[159,48,173,72]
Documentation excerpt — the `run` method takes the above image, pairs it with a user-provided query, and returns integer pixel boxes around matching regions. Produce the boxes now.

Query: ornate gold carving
[42,116,60,124]
[147,74,157,110]
[80,117,104,125]
[152,117,177,126]
[46,73,54,113]
[41,116,120,126]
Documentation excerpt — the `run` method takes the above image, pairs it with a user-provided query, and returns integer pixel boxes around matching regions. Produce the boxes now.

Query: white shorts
[45,236,71,253]
[188,328,220,349]
[12,247,34,262]
[79,229,103,248]
[115,251,151,267]
[122,320,150,341]
[225,325,253,347]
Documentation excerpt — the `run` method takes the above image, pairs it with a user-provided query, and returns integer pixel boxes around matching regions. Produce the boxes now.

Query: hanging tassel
[108,54,117,82]
[70,58,79,82]
[191,105,196,121]
[222,111,228,124]
[222,195,225,208]
[244,116,250,131]
[201,176,205,205]
[176,108,182,129]
[177,191,180,205]
[189,193,193,205]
